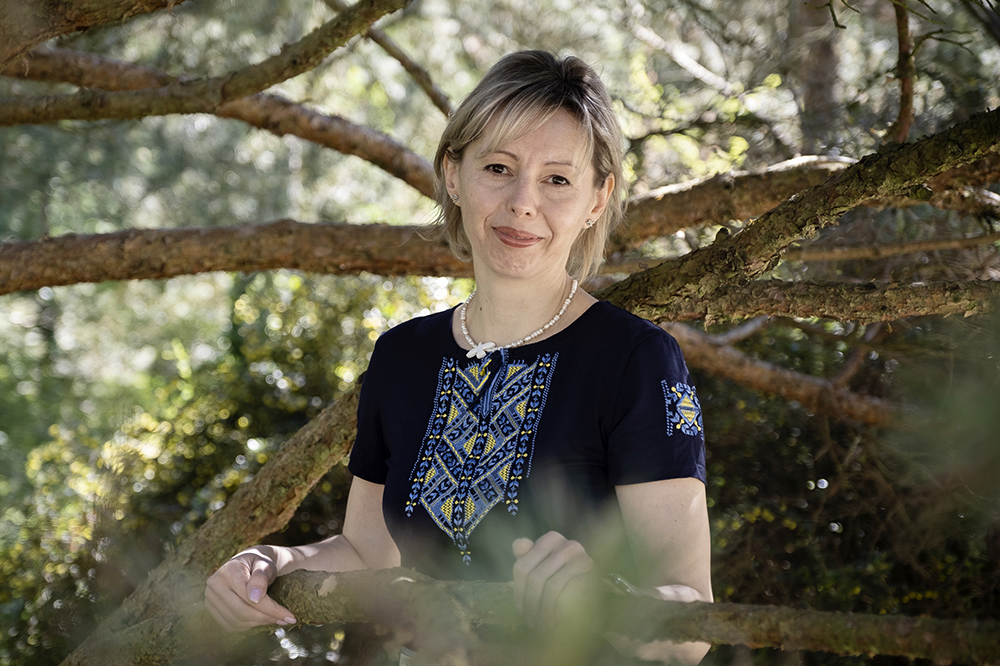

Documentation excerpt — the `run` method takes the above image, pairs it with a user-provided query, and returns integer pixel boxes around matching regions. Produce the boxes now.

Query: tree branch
[626,8,738,96]
[0,0,193,71]
[630,279,1000,324]
[615,156,853,252]
[4,46,173,88]
[60,384,362,664]
[783,229,1000,262]
[662,322,898,425]
[831,323,885,387]
[614,154,1000,253]
[322,0,452,115]
[0,0,407,126]
[960,0,1000,47]
[598,108,1000,312]
[76,569,1000,666]
[0,220,469,297]
[5,47,436,197]
[4,224,997,326]
[708,316,772,345]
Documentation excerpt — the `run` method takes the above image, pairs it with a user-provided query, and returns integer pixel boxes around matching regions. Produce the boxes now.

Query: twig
[806,0,859,30]
[626,6,739,96]
[322,0,451,115]
[831,323,886,387]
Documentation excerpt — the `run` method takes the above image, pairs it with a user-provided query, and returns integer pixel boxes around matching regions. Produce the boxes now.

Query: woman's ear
[443,154,460,202]
[589,173,614,220]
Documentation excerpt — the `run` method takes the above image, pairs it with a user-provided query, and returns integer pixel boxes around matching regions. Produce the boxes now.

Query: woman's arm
[614,476,713,662]
[204,476,400,631]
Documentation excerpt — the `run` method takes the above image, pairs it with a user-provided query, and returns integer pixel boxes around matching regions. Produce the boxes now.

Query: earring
[450,194,459,202]
[585,219,595,228]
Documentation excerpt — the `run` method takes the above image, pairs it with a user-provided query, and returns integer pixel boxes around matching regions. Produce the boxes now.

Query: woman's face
[443,109,613,284]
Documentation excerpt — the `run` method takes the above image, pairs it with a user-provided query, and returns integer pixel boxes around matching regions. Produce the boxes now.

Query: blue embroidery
[406,350,557,564]
[662,381,703,437]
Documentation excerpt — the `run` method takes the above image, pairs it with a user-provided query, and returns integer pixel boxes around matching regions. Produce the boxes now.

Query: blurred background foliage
[1,0,999,664]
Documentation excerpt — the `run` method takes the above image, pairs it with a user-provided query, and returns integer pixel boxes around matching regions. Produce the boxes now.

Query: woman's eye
[550,175,571,186]
[486,164,508,175]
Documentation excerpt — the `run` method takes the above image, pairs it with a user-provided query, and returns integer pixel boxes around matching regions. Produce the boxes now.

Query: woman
[205,50,712,662]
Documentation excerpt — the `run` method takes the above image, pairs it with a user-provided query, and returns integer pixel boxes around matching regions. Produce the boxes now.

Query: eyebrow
[479,148,578,169]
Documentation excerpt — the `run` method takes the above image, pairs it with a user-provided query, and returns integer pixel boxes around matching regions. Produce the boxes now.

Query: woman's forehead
[474,107,594,167]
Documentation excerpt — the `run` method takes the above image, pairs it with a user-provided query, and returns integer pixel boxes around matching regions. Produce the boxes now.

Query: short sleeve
[347,339,390,484]
[606,329,706,486]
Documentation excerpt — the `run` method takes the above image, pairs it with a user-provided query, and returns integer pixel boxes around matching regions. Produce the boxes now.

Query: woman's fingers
[512,537,534,559]
[511,531,596,628]
[204,552,296,632]
[537,547,594,624]
[653,584,704,602]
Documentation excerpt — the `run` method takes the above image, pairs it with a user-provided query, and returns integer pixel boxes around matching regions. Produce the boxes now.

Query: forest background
[1,0,1000,664]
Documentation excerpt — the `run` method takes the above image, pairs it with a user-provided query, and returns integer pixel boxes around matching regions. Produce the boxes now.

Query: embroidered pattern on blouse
[405,350,557,564]
[662,381,703,437]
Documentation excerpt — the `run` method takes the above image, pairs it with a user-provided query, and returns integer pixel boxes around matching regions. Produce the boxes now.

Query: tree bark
[615,157,853,253]
[0,0,407,126]
[61,383,362,664]
[0,220,469,296]
[635,280,1000,325]
[0,0,192,70]
[662,323,898,426]
[73,569,1000,666]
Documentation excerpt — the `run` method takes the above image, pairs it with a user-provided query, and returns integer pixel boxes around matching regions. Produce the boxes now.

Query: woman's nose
[508,177,538,217]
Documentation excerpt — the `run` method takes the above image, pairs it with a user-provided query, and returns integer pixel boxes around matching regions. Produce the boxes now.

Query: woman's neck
[459,270,593,349]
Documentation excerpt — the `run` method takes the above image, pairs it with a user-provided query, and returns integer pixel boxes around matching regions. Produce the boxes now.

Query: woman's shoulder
[581,300,676,348]
[372,307,455,354]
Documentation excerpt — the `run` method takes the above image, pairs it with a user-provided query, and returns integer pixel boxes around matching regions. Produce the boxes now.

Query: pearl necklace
[460,279,579,359]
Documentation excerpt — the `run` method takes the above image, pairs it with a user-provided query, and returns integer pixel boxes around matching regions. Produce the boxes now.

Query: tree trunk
[61,384,362,663]
[789,0,841,154]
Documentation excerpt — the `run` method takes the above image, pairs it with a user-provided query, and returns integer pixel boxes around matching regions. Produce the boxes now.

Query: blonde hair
[430,50,625,281]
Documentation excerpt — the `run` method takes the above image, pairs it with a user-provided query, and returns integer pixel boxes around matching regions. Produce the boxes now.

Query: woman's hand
[511,531,599,630]
[204,547,297,632]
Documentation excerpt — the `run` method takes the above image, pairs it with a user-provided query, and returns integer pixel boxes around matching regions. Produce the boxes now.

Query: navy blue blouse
[348,301,706,582]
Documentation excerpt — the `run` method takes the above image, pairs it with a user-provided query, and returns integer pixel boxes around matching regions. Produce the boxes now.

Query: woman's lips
[493,226,542,248]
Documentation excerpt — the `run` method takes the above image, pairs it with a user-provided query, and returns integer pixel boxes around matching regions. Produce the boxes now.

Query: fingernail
[276,619,289,626]
[283,616,296,625]
[249,588,262,603]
